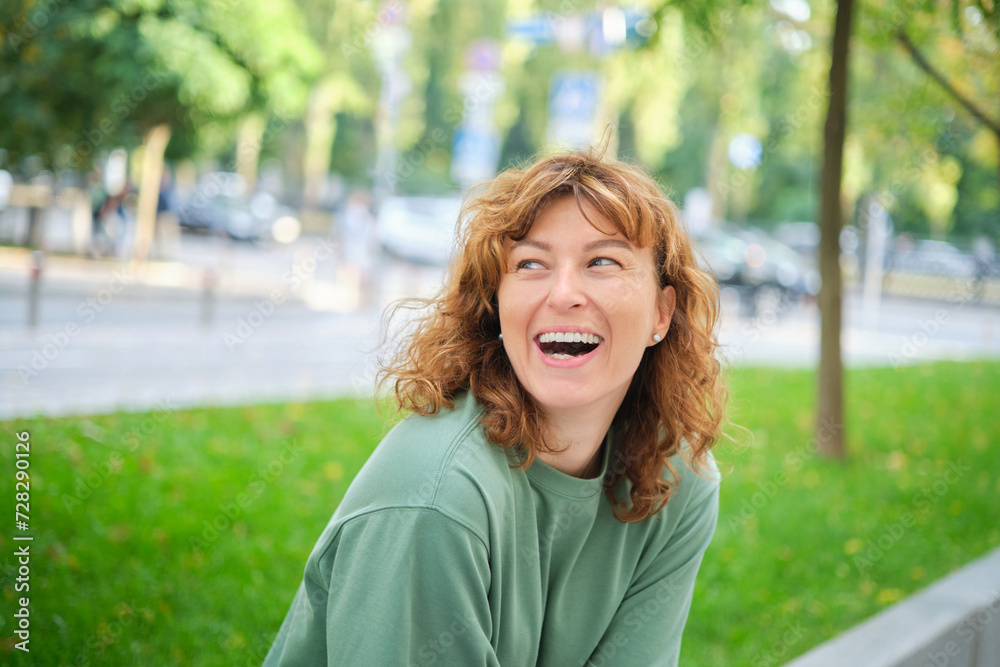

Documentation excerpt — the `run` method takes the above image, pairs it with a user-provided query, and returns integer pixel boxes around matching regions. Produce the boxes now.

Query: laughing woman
[265,152,727,666]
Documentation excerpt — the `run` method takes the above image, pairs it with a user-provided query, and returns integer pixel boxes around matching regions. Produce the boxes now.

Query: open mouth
[536,332,603,360]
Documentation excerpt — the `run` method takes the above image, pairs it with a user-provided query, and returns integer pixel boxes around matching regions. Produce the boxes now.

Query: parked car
[890,239,977,278]
[773,221,820,260]
[377,196,463,265]
[736,226,820,298]
[178,173,297,242]
[693,224,819,316]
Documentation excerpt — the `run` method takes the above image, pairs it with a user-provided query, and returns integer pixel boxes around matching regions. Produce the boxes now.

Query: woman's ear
[657,285,676,333]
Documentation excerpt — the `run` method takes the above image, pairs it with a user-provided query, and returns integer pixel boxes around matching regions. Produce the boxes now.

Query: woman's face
[497,195,675,418]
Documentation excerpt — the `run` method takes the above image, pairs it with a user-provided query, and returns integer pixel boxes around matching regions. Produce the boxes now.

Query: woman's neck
[535,403,618,479]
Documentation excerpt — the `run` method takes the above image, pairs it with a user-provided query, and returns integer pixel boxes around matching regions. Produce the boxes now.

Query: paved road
[2,235,998,420]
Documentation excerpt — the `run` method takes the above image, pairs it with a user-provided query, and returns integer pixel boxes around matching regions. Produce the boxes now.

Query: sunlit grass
[1,362,997,665]
[686,361,1000,666]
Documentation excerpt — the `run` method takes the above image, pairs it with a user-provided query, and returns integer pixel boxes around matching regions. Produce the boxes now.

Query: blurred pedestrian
[87,167,125,259]
[973,236,995,303]
[153,168,179,260]
[340,188,378,305]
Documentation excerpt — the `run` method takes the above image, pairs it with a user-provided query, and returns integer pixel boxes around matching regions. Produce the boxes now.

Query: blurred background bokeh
[0,1,999,664]
[2,2,998,289]
[1,0,998,418]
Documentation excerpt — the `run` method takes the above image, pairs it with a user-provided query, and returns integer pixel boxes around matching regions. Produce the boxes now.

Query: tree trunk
[303,77,340,210]
[816,0,854,459]
[236,114,265,193]
[132,124,171,263]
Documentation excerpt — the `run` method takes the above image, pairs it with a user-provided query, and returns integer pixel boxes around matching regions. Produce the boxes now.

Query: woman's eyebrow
[583,239,634,253]
[509,239,550,252]
[509,239,634,253]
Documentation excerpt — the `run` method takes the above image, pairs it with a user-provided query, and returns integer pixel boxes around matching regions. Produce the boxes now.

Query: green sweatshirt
[265,390,719,666]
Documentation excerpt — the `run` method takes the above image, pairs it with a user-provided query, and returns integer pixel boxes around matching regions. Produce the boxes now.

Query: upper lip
[534,325,603,340]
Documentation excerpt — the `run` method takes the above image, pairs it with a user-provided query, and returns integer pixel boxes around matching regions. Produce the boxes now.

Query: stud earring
[498,333,503,341]
[652,334,662,343]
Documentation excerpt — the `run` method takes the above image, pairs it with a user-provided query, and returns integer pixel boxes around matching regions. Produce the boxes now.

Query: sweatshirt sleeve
[264,506,501,667]
[585,477,720,667]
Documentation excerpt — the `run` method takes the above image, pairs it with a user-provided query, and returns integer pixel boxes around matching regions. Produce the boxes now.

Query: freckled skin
[497,195,675,426]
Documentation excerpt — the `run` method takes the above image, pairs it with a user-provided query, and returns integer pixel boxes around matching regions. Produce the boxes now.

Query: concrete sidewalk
[785,546,1000,667]
[2,242,999,420]
[1,241,389,420]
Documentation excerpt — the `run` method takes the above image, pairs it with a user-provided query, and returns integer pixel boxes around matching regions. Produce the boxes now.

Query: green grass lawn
[1,362,997,666]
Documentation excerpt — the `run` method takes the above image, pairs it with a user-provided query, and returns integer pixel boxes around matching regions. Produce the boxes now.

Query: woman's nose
[546,267,587,311]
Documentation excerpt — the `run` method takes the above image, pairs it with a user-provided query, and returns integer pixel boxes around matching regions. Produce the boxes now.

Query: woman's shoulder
[670,447,721,499]
[634,447,721,535]
[666,445,721,514]
[330,391,515,537]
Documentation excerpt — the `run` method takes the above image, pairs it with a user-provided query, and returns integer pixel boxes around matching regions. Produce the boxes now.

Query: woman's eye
[516,259,544,270]
[590,257,620,267]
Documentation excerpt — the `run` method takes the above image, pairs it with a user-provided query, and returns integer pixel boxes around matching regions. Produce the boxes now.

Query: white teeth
[538,332,603,344]
[550,353,573,359]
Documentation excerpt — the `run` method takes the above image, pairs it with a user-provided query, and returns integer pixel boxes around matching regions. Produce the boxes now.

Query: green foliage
[849,0,999,238]
[1,363,997,664]
[637,0,998,239]
[0,0,321,171]
[1,0,995,239]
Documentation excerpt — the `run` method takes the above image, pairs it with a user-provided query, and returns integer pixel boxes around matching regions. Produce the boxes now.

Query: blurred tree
[396,0,507,193]
[295,0,375,207]
[851,0,999,241]
[643,0,852,458]
[816,0,855,460]
[0,0,321,258]
[603,9,689,169]
[894,2,999,196]
[639,0,830,223]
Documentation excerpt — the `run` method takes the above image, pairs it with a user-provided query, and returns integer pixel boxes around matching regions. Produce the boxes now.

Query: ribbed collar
[525,427,613,500]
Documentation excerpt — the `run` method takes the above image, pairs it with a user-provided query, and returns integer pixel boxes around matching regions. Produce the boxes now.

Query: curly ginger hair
[379,151,727,522]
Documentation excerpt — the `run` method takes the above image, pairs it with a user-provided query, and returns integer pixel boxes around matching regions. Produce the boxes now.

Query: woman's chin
[526,381,623,416]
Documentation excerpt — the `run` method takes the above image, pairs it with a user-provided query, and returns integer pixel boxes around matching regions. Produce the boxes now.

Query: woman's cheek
[597,281,641,313]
